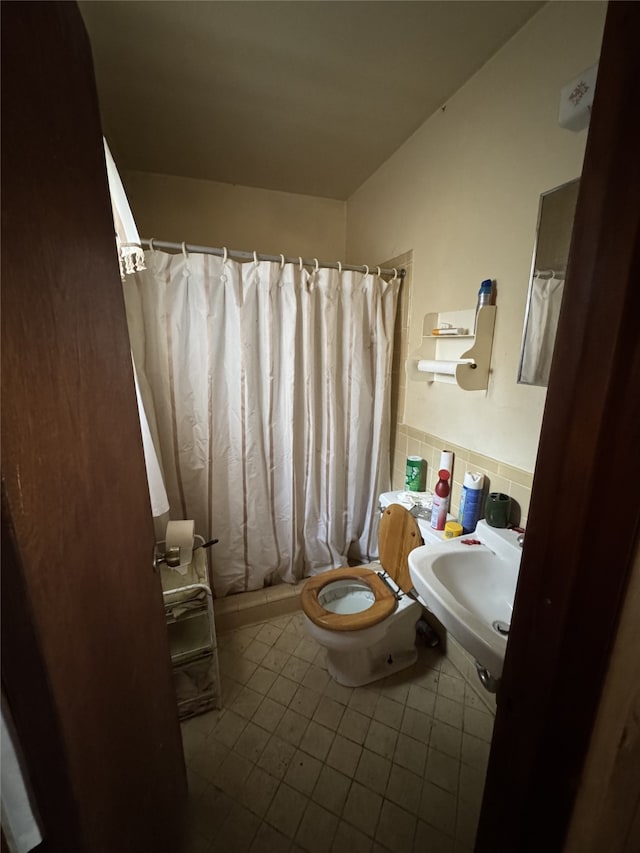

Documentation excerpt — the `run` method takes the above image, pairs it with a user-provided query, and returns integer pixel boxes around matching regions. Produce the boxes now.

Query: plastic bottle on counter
[431,469,450,531]
[458,472,485,533]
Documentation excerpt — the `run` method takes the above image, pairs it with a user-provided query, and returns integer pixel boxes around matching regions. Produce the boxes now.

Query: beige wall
[124,170,346,260]
[346,1,606,473]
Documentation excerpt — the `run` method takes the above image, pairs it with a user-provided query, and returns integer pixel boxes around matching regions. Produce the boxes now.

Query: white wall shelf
[407,305,496,391]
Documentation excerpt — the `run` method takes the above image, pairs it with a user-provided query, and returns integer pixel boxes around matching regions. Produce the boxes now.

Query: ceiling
[81,1,543,201]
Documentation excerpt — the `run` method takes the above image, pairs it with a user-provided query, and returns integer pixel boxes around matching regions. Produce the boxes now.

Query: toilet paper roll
[417,359,473,375]
[439,450,454,475]
[165,519,195,571]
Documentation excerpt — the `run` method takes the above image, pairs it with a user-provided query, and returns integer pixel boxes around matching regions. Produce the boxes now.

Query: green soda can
[405,456,424,491]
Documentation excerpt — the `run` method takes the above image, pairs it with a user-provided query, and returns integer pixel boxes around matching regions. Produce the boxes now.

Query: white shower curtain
[124,250,399,596]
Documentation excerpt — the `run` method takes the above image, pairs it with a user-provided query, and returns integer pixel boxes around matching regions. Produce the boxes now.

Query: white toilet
[301,498,437,687]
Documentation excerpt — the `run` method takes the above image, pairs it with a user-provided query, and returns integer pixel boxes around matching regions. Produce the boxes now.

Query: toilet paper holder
[153,534,218,571]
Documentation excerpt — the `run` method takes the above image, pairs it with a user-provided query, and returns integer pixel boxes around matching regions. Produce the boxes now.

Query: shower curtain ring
[222,247,228,264]
[376,266,381,277]
[392,268,398,281]
[181,241,188,259]
[280,254,285,270]
[313,258,319,273]
[363,265,369,276]
[337,261,342,273]
[298,257,303,272]
[148,238,156,252]
[253,250,259,265]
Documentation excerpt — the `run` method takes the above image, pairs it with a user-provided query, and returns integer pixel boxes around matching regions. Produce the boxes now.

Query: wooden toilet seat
[301,505,423,632]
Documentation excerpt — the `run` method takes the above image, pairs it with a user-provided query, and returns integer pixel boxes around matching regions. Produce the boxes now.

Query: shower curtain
[124,249,399,596]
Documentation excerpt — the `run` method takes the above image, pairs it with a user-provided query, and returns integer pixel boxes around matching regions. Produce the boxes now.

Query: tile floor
[181,611,494,853]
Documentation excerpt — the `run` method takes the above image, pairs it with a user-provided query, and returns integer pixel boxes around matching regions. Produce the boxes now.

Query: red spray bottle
[431,469,450,531]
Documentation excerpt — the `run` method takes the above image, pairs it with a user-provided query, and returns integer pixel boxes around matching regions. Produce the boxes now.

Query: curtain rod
[139,238,405,279]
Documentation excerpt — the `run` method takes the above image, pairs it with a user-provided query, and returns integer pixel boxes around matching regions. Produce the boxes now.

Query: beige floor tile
[185,767,212,802]
[220,677,244,706]
[296,801,339,853]
[327,734,363,777]
[393,733,428,777]
[290,685,322,719]
[462,706,494,743]
[377,677,410,705]
[255,623,283,646]
[262,646,291,674]
[257,734,297,779]
[222,654,259,685]
[267,673,299,706]
[324,679,354,706]
[400,707,432,745]
[234,721,271,763]
[293,637,321,664]
[406,684,437,716]
[282,655,312,683]
[250,820,291,853]
[211,709,247,748]
[337,708,371,745]
[331,819,373,853]
[244,639,272,665]
[348,687,379,718]
[180,826,213,853]
[299,720,335,762]
[429,720,462,759]
[284,748,323,795]
[312,764,352,816]
[412,666,440,693]
[275,707,310,747]
[426,748,460,795]
[373,695,404,729]
[252,696,287,733]
[434,695,464,729]
[215,802,261,852]
[266,782,308,839]
[182,725,206,762]
[456,794,481,849]
[343,781,382,837]
[364,719,398,761]
[188,736,230,782]
[313,695,345,730]
[246,666,279,696]
[302,663,331,693]
[186,784,233,841]
[375,799,416,853]
[231,686,265,720]
[354,749,391,797]
[413,819,454,853]
[385,763,423,815]
[217,749,255,798]
[419,780,457,837]
[275,631,300,655]
[437,672,465,704]
[460,732,490,772]
[458,763,486,810]
[182,708,221,738]
[240,765,279,817]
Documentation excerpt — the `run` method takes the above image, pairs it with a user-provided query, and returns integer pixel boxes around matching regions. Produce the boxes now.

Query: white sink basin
[408,519,522,678]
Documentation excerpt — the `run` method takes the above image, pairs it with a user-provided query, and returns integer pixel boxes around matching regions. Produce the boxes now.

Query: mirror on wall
[518,178,580,386]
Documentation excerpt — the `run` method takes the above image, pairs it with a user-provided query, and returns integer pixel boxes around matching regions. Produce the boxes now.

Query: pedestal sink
[408,520,522,678]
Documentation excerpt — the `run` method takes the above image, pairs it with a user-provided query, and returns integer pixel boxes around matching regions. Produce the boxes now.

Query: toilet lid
[378,504,423,593]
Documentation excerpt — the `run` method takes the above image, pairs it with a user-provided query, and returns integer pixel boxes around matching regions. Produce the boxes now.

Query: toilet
[301,502,427,687]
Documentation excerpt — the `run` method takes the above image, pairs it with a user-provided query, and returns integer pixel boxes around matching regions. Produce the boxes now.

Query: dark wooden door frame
[477,3,640,850]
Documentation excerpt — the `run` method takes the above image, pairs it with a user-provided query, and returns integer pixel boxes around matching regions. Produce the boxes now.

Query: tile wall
[388,253,534,529]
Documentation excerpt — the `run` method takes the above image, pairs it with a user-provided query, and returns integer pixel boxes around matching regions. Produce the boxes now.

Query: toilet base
[324,644,418,688]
